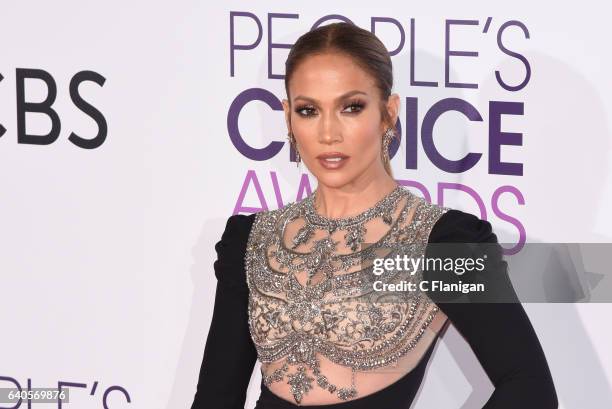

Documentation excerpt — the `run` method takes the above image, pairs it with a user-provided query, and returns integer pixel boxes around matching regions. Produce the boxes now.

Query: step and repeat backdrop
[1,1,611,408]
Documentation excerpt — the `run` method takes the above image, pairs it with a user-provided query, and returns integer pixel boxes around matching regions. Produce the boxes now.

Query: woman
[191,22,557,409]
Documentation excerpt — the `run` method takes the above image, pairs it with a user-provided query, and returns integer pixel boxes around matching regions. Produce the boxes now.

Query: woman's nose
[318,114,342,144]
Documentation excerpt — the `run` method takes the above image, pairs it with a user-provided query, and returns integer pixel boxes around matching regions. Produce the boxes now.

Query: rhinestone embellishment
[244,185,449,404]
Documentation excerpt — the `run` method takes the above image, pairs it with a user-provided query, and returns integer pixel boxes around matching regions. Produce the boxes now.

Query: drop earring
[287,131,301,167]
[382,127,395,165]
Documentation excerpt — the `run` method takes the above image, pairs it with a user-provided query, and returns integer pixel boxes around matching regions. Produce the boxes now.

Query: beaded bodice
[244,185,450,404]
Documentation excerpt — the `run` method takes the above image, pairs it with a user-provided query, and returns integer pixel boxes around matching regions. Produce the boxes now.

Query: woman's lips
[317,154,350,170]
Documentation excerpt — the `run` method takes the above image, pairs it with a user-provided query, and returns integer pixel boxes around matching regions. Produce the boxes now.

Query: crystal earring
[287,131,301,167]
[382,127,395,165]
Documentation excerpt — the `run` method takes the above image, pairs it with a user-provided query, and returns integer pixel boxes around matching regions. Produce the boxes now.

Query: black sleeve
[190,213,258,409]
[426,209,558,408]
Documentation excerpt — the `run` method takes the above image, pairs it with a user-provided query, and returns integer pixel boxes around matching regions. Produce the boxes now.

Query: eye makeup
[293,98,366,118]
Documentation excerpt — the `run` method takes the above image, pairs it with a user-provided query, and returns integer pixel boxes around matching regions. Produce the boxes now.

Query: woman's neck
[313,177,399,219]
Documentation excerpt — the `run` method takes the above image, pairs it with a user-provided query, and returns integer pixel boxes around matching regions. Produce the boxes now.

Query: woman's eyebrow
[293,90,368,104]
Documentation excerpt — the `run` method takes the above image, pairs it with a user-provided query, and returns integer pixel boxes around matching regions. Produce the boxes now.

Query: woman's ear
[386,93,400,128]
[282,98,291,132]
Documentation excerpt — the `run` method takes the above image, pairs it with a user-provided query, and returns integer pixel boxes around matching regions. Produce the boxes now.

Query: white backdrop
[1,1,611,408]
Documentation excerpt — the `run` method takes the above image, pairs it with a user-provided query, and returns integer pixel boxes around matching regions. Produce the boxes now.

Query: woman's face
[282,52,399,189]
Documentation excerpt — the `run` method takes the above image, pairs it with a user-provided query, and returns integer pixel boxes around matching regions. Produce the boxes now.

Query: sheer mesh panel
[244,187,450,404]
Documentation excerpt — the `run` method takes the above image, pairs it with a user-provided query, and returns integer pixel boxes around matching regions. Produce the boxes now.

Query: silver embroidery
[244,185,449,404]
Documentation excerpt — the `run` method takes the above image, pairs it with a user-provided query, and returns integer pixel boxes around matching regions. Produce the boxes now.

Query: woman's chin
[312,171,355,189]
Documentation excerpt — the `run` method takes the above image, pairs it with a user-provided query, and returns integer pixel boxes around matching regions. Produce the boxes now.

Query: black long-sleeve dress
[190,209,558,409]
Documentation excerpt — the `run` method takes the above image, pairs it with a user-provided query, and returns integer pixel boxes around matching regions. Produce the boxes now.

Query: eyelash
[294,99,365,117]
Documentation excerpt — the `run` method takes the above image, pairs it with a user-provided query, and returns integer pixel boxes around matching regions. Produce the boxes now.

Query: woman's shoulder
[222,207,277,237]
[219,213,257,243]
[218,209,276,251]
[424,206,513,303]
[428,207,497,244]
[214,213,260,263]
[213,213,260,288]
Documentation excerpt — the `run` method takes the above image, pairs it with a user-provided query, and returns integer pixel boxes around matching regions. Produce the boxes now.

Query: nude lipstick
[316,152,350,170]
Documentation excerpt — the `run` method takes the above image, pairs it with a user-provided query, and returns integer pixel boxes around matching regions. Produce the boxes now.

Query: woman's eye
[343,102,364,114]
[295,106,316,117]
